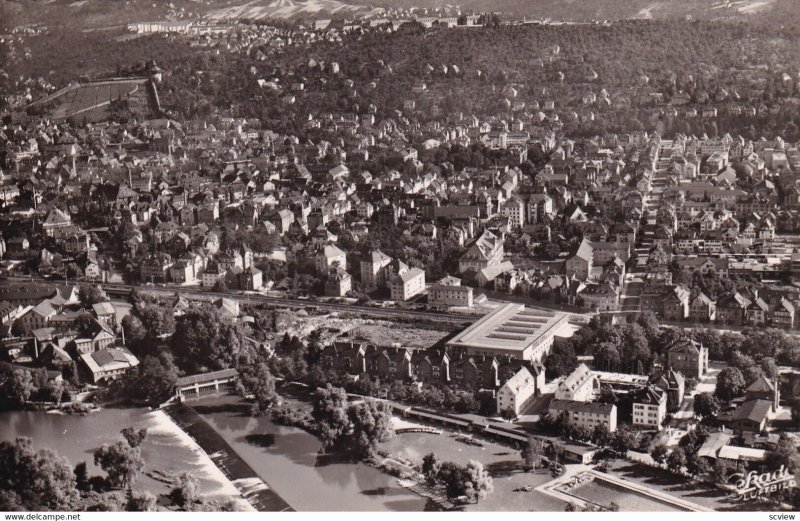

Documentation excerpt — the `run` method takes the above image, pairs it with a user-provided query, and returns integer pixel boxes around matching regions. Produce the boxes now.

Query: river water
[0,407,231,499]
[0,398,431,511]
[192,395,432,511]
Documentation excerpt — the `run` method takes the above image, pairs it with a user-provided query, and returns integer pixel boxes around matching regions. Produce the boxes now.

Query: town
[0,0,799,514]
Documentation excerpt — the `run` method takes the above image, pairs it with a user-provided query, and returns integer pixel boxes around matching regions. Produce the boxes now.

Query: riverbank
[162,403,294,512]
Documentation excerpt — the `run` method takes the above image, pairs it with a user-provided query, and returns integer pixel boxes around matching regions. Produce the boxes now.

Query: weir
[162,403,294,512]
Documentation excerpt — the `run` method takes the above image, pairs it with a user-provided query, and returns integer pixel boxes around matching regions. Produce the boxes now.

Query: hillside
[205,0,381,21]
[3,0,800,28]
[0,0,237,29]
[345,0,796,23]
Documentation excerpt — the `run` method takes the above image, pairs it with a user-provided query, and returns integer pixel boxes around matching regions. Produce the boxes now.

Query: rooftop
[446,303,568,356]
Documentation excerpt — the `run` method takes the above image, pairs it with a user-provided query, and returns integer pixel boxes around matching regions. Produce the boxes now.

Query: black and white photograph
[0,0,798,516]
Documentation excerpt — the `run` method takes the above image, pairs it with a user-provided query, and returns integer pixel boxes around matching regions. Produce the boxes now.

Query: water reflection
[196,395,429,511]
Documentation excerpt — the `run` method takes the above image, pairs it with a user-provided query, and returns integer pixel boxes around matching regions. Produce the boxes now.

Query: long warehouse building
[445,303,571,362]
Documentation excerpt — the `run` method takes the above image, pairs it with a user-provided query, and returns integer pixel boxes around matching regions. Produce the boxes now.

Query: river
[192,394,432,511]
[0,398,432,511]
[0,407,237,501]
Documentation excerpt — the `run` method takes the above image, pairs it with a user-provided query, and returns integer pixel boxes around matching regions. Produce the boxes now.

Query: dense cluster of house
[319,339,545,405]
[0,283,139,384]
[545,338,705,434]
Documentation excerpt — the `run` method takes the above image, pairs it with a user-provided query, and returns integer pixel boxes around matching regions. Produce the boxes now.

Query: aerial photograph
[0,0,798,515]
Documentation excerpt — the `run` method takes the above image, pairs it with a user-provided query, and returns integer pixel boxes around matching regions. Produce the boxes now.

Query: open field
[352,321,451,349]
[277,310,453,349]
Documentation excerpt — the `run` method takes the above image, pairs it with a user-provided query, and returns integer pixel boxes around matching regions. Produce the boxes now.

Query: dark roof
[730,399,772,423]
[176,368,239,387]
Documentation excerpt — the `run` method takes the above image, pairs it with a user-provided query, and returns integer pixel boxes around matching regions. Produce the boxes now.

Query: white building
[80,347,140,384]
[632,387,667,430]
[549,400,617,433]
[555,363,599,402]
[496,367,538,415]
[389,267,426,301]
[428,276,473,308]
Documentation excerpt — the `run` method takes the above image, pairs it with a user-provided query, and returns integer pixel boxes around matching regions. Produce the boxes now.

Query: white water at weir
[0,407,249,506]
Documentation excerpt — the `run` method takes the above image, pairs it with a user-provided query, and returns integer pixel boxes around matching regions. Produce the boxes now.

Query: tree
[693,393,720,418]
[760,357,779,379]
[667,447,687,473]
[0,437,78,510]
[500,406,517,421]
[94,441,145,489]
[116,352,179,405]
[712,459,734,483]
[715,367,745,402]
[172,304,252,371]
[521,436,544,472]
[422,453,441,483]
[74,462,89,492]
[311,384,351,450]
[591,424,611,447]
[127,489,157,512]
[348,399,395,459]
[650,443,669,465]
[686,451,710,477]
[121,314,148,352]
[438,461,470,499]
[170,472,199,508]
[593,342,621,372]
[121,427,148,448]
[463,460,493,503]
[679,426,709,456]
[544,339,578,378]
[611,427,636,456]
[238,362,278,416]
[137,303,175,338]
[791,398,800,429]
[764,435,800,474]
[43,378,64,404]
[78,284,109,307]
[5,369,34,406]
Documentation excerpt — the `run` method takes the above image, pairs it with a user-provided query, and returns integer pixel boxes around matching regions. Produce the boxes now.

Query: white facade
[390,267,426,301]
[496,367,538,415]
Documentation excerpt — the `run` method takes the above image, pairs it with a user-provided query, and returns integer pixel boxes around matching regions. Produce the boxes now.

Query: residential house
[632,386,667,430]
[548,400,617,433]
[666,338,708,379]
[496,367,538,415]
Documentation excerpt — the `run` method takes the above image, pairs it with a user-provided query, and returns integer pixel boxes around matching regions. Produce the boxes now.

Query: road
[621,138,673,312]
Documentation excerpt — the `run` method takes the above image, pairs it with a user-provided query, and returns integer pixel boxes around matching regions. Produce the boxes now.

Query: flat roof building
[445,303,569,362]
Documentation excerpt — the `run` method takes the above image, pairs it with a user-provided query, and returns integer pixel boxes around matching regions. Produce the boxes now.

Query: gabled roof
[500,367,535,395]
[745,375,776,394]
[730,398,772,424]
[667,338,703,355]
[92,301,115,316]
[571,238,594,262]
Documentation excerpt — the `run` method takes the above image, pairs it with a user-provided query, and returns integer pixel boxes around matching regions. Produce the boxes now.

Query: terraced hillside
[206,0,380,21]
[29,78,151,122]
